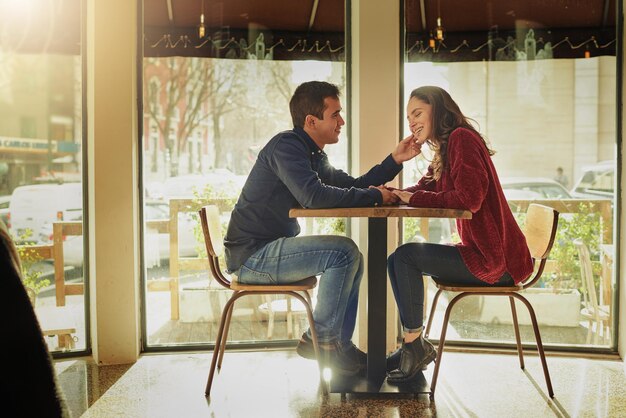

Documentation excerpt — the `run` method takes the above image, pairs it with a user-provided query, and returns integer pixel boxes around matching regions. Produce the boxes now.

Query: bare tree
[268,61,293,104]
[222,60,295,173]
[206,59,246,169]
[144,56,247,176]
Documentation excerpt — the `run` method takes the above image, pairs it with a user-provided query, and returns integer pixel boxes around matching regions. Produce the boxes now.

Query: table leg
[367,217,387,381]
[329,217,429,394]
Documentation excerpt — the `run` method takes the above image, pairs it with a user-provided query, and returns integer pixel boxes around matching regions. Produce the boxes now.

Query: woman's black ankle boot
[387,335,436,384]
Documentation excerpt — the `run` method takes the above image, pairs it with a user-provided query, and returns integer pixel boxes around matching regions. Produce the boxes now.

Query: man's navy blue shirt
[224,127,402,272]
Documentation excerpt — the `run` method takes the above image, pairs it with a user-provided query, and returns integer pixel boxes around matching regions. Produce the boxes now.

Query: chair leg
[295,290,314,339]
[217,293,239,369]
[291,291,328,396]
[602,321,611,344]
[509,296,525,369]
[593,320,600,345]
[512,294,554,398]
[425,288,443,338]
[266,295,275,339]
[430,291,465,399]
[206,294,239,396]
[302,289,313,306]
[286,297,294,339]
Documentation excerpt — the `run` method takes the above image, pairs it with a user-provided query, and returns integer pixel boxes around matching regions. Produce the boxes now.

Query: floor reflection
[55,350,626,418]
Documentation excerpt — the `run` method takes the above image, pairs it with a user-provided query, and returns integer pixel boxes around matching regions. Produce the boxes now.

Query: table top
[289,205,472,219]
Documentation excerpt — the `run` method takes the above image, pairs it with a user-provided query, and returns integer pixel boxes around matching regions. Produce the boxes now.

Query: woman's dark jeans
[387,242,513,332]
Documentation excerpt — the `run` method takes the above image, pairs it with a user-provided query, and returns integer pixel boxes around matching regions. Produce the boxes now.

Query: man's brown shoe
[296,333,362,376]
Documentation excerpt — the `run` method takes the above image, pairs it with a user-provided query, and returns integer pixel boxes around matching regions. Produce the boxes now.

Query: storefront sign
[0,136,80,155]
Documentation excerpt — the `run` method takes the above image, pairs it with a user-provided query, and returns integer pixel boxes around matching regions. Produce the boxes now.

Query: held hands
[392,190,414,204]
[391,134,423,164]
[370,185,399,205]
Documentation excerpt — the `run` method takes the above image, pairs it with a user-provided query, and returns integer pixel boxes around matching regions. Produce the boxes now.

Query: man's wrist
[391,152,403,165]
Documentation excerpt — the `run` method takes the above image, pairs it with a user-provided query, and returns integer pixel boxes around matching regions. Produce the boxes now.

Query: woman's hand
[391,134,422,164]
[392,190,414,204]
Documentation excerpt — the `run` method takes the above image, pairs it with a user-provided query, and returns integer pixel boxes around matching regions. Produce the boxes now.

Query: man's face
[307,97,345,149]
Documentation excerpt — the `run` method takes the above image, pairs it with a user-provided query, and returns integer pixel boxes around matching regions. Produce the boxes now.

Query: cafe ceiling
[144,0,615,33]
[144,0,344,33]
[1,0,618,60]
[144,0,618,61]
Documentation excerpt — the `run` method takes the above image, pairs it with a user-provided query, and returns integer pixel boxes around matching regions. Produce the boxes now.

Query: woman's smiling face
[406,97,433,145]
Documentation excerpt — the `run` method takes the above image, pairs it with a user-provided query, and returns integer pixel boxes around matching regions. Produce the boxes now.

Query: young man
[224,81,419,376]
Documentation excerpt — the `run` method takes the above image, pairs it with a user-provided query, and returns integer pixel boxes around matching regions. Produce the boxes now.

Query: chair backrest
[199,205,230,288]
[524,203,559,260]
[520,204,559,288]
[574,239,600,311]
[199,205,224,257]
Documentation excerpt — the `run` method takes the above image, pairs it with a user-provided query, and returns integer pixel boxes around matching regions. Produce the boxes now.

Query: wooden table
[290,205,472,394]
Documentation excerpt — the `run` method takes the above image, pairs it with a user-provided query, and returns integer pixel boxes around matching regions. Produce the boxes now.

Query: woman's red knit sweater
[405,127,534,284]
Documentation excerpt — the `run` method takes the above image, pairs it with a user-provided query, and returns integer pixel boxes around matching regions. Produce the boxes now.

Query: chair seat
[230,276,317,291]
[435,282,524,293]
[425,203,559,400]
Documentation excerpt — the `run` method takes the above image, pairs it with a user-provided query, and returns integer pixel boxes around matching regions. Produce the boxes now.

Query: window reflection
[142,0,347,347]
[0,0,86,353]
[403,0,617,349]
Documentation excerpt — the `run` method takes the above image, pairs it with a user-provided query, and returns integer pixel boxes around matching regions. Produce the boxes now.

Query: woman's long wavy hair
[410,86,494,181]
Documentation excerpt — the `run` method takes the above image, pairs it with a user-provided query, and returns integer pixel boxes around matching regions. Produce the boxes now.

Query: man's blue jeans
[237,235,363,346]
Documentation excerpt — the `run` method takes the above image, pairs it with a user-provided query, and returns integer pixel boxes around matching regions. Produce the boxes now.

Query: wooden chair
[17,240,79,351]
[574,239,611,345]
[425,203,559,399]
[198,205,326,396]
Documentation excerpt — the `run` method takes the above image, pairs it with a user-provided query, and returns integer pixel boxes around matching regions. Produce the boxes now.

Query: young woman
[386,86,534,383]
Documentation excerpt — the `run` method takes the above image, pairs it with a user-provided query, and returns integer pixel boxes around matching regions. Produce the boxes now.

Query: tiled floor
[55,349,626,417]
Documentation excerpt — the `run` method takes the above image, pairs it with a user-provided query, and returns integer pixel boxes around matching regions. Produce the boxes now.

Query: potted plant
[547,202,603,292]
[15,230,51,305]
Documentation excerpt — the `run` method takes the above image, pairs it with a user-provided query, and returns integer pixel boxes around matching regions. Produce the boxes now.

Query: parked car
[406,176,573,245]
[161,170,246,200]
[499,177,573,200]
[8,183,82,244]
[570,160,614,199]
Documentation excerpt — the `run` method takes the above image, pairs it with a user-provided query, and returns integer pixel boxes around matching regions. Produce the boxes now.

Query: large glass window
[403,0,617,349]
[142,1,347,348]
[0,0,86,353]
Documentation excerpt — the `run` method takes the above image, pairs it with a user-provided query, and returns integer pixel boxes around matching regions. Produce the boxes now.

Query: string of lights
[407,35,616,56]
[149,32,614,59]
[150,34,344,55]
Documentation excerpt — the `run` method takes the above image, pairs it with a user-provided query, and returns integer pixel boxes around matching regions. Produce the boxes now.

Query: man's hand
[392,190,413,204]
[391,134,422,164]
[370,185,399,205]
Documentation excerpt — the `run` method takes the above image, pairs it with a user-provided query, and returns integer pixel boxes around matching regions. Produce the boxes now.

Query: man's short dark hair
[289,81,340,128]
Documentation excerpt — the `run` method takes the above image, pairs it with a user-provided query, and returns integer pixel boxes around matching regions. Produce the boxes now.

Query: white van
[8,183,83,244]
[570,160,615,199]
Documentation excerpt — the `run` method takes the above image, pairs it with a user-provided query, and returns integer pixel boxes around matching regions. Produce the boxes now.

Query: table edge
[289,206,472,219]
